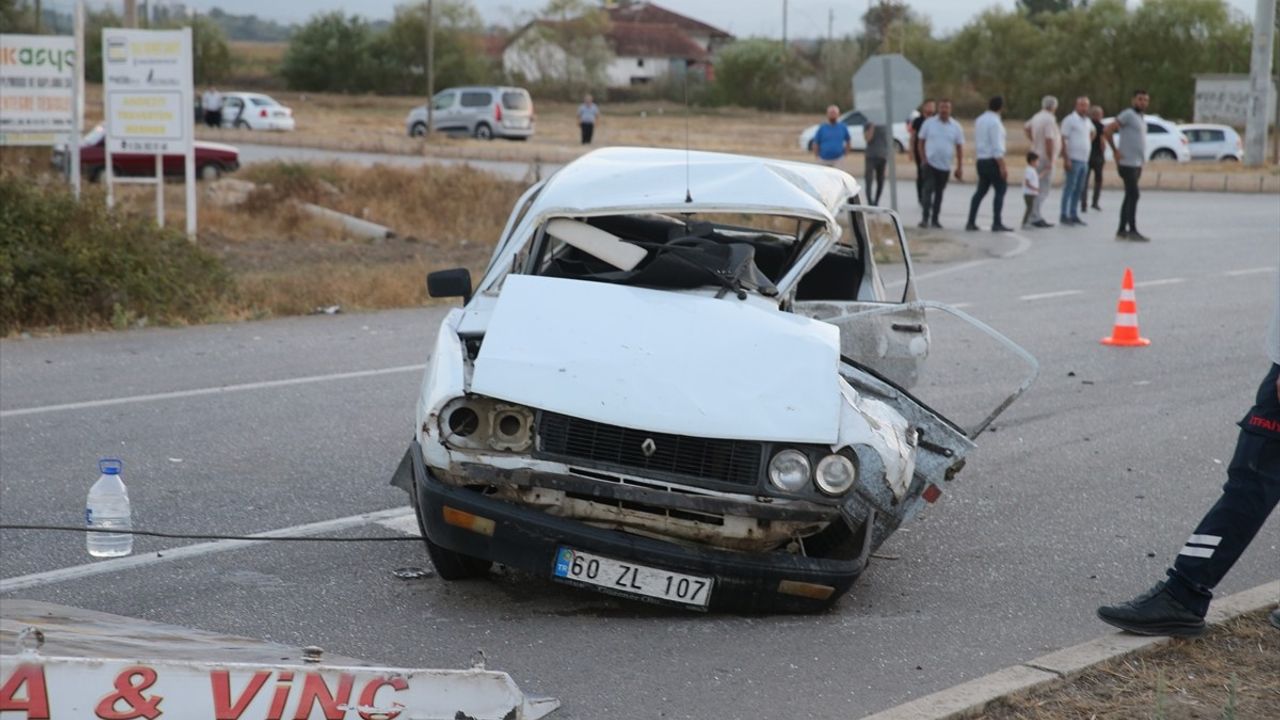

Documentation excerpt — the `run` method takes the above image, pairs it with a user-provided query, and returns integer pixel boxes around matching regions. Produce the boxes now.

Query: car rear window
[249,96,278,106]
[461,91,492,108]
[502,92,531,111]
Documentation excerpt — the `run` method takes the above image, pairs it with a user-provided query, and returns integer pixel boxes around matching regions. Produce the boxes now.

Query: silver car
[405,86,534,141]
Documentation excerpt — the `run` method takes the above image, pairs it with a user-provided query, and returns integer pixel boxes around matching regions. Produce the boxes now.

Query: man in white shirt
[1023,95,1060,228]
[1058,96,1095,226]
[917,98,964,229]
[202,87,223,128]
[965,95,1012,233]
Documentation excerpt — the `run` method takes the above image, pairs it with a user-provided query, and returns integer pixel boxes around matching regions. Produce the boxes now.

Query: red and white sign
[0,655,557,720]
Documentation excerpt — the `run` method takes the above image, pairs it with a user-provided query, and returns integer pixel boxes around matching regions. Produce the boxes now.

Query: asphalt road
[2,183,1277,719]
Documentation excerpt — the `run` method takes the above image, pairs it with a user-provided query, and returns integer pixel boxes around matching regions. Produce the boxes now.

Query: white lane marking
[1001,233,1033,258]
[1134,278,1185,288]
[1019,289,1083,301]
[1223,267,1276,277]
[1187,534,1222,547]
[1178,545,1215,559]
[376,513,422,537]
[887,259,993,289]
[0,507,415,593]
[0,364,428,418]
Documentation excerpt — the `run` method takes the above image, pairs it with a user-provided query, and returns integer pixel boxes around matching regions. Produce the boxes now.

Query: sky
[84,0,1261,37]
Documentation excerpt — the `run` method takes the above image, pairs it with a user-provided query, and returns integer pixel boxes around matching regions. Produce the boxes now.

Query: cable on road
[0,524,421,542]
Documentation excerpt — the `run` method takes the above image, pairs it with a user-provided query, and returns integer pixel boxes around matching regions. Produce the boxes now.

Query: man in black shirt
[1081,105,1106,214]
[910,99,935,206]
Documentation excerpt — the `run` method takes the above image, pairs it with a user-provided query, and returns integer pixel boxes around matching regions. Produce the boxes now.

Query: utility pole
[780,0,788,113]
[828,7,834,44]
[124,0,137,28]
[1243,0,1275,166]
[34,0,42,33]
[425,0,435,139]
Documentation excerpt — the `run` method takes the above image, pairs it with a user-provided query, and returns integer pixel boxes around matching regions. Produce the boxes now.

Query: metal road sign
[852,54,923,127]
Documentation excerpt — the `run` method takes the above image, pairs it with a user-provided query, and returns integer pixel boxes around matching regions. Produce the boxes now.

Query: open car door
[794,204,930,389]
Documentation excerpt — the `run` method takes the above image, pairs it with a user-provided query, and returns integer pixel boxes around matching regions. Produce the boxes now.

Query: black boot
[1096,581,1206,637]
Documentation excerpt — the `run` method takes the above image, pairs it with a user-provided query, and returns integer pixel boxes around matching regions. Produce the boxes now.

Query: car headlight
[814,453,857,496]
[438,397,533,452]
[768,449,811,492]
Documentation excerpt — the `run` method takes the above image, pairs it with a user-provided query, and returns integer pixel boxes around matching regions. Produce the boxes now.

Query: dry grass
[984,609,1280,719]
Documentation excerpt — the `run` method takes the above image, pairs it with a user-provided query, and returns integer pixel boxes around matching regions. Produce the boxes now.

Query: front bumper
[400,442,871,613]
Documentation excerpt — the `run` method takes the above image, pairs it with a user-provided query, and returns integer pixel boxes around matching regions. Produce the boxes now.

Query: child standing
[1021,151,1040,229]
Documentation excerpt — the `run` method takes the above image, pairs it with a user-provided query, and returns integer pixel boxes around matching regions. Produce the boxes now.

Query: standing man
[910,100,936,206]
[1081,105,1106,214]
[577,94,600,145]
[1104,89,1150,241]
[1098,290,1280,636]
[1023,95,1060,228]
[1058,95,1094,226]
[917,98,964,229]
[202,87,223,128]
[863,119,889,205]
[811,105,852,168]
[966,95,1012,232]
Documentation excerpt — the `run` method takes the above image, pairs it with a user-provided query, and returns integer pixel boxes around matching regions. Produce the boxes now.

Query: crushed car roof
[528,147,862,220]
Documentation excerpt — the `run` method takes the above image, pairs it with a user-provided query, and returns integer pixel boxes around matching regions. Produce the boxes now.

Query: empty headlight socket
[489,404,534,451]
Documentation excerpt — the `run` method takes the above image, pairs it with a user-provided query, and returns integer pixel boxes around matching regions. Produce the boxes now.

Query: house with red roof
[503,1,734,89]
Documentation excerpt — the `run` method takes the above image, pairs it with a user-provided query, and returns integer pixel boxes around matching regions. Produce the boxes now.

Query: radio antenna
[684,62,692,203]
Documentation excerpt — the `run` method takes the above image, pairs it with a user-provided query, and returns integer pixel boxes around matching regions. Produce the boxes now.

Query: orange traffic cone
[1101,267,1150,347]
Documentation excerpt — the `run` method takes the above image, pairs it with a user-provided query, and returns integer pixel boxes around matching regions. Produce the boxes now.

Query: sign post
[854,54,923,212]
[71,0,85,198]
[101,27,196,239]
[0,33,76,167]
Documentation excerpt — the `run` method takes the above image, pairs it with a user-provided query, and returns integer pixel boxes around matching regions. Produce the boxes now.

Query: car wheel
[87,165,104,183]
[409,478,492,580]
[474,123,493,140]
[1151,148,1176,161]
[1221,155,1239,162]
[894,139,905,153]
[198,163,221,181]
[409,122,427,137]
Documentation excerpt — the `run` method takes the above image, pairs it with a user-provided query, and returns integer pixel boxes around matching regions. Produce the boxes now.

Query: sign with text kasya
[102,28,192,154]
[0,34,75,146]
[0,655,558,720]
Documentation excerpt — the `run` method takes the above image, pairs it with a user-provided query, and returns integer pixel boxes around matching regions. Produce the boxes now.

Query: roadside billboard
[102,28,192,154]
[0,34,75,146]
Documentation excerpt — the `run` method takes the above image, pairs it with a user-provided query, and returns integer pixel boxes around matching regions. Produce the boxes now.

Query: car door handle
[891,323,925,333]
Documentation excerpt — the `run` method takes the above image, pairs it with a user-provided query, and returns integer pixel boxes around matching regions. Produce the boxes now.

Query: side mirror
[427,268,472,304]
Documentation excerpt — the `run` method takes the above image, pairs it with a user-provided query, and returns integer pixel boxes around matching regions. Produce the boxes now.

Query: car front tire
[198,163,222,181]
[410,476,492,580]
[1151,148,1176,161]
[410,122,427,137]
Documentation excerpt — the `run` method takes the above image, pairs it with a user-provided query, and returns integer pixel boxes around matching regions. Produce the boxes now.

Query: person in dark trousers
[916,98,964,229]
[1103,89,1150,241]
[966,95,1012,232]
[1098,293,1280,636]
[1081,105,1105,214]
[863,120,889,205]
[910,99,935,206]
[577,94,599,145]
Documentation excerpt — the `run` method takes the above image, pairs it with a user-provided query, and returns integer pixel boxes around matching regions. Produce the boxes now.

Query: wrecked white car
[391,148,1036,612]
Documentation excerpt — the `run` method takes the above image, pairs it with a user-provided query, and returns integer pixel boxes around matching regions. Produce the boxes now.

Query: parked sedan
[220,92,295,131]
[797,110,911,153]
[54,125,240,182]
[1178,123,1243,161]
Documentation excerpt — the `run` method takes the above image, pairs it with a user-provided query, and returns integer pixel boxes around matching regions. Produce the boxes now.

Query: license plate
[552,547,712,608]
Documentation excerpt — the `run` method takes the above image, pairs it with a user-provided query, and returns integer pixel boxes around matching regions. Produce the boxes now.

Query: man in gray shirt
[1103,90,1150,241]
[863,119,890,205]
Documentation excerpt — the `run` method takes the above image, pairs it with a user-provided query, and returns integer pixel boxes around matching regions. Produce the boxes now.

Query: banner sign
[0,34,75,146]
[101,29,192,154]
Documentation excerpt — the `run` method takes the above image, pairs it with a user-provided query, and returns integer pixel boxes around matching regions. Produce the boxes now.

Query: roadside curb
[857,580,1279,720]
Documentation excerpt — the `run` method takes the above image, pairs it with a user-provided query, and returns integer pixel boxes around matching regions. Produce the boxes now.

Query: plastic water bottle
[86,458,133,557]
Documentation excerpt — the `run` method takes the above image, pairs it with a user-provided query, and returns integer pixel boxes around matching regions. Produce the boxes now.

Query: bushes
[0,176,231,334]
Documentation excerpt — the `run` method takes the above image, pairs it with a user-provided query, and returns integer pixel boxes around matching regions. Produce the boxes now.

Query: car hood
[470,275,843,444]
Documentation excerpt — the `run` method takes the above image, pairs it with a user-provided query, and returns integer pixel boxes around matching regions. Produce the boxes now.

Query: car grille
[536,412,763,488]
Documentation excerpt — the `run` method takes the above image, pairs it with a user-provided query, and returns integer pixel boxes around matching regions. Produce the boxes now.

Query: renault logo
[641,438,657,457]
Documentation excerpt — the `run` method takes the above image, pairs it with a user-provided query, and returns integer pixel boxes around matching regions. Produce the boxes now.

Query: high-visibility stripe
[1187,534,1222,547]
[1178,545,1215,559]
[1120,289,1136,301]
[1114,313,1138,326]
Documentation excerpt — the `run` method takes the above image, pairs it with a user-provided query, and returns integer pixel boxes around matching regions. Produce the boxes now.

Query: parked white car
[798,110,911,154]
[220,92,295,131]
[1103,114,1190,163]
[1178,123,1243,161]
[391,147,1036,613]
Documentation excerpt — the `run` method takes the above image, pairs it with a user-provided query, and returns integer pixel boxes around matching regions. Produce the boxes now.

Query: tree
[713,39,803,110]
[80,8,230,85]
[375,1,494,95]
[1017,0,1087,15]
[280,12,381,93]
[507,0,612,97]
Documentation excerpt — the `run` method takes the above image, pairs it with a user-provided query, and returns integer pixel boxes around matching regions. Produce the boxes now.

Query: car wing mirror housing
[427,268,472,304]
